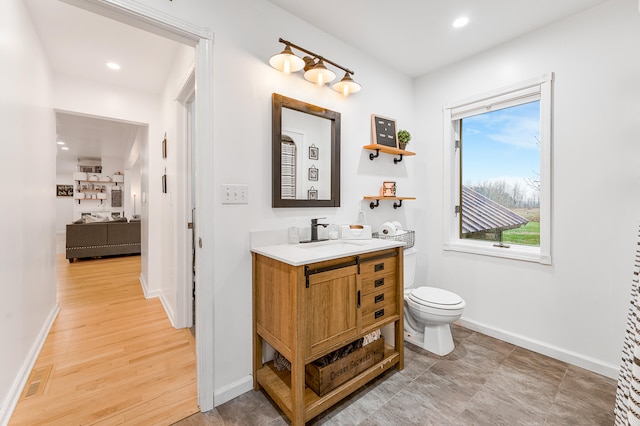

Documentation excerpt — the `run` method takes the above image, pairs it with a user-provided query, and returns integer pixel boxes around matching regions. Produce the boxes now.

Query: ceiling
[25,0,608,174]
[266,0,608,77]
[23,0,185,175]
[55,112,143,175]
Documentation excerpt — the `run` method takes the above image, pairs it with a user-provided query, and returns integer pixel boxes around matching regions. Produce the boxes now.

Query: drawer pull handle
[374,278,384,288]
[374,263,385,272]
[374,309,385,319]
[357,290,361,308]
[374,294,384,303]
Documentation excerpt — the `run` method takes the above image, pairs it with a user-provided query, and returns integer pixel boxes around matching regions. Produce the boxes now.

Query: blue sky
[462,100,540,191]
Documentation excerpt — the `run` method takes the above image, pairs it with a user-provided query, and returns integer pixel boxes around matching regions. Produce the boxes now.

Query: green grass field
[503,221,540,246]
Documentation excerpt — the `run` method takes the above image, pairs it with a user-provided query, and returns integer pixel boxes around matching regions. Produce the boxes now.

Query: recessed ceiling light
[57,141,65,145]
[106,62,121,70]
[452,17,469,28]
[60,146,69,150]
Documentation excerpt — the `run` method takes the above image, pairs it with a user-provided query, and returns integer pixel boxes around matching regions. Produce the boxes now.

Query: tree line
[467,180,539,209]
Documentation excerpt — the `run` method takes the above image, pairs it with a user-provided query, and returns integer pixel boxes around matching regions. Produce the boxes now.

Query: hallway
[9,254,199,425]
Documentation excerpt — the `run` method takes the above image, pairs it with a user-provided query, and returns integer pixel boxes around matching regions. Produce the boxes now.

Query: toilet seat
[408,286,464,310]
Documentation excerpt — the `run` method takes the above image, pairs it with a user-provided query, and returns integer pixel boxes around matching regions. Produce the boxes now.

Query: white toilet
[403,247,465,356]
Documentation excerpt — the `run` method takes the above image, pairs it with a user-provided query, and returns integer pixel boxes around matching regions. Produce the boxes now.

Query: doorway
[48,0,215,412]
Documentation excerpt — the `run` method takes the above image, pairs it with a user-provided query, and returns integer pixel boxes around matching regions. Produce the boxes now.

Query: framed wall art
[308,186,318,200]
[371,114,398,148]
[308,165,318,181]
[309,144,319,160]
[111,187,123,207]
[56,184,74,197]
[162,133,167,159]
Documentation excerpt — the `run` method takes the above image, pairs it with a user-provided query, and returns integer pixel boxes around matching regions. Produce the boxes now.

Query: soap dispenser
[356,209,367,226]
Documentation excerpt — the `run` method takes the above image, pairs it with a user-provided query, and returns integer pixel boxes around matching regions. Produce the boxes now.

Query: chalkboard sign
[371,115,397,148]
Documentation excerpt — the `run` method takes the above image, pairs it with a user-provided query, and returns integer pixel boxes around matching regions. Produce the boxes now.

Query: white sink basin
[298,239,369,248]
[297,240,370,256]
[252,238,403,266]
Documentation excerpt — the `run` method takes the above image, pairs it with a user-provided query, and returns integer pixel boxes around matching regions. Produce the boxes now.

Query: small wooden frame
[371,114,397,148]
[382,181,396,197]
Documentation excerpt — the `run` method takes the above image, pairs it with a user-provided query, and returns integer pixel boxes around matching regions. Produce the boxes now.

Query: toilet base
[404,321,455,356]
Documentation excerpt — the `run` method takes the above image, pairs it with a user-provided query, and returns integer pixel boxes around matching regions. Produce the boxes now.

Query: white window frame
[443,73,553,265]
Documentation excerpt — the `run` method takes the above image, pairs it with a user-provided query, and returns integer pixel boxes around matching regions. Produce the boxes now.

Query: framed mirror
[272,93,341,207]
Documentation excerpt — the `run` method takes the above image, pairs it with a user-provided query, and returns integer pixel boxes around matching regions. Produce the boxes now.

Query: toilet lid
[409,287,463,307]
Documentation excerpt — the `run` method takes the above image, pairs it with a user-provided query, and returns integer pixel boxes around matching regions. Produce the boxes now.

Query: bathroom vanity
[251,239,404,425]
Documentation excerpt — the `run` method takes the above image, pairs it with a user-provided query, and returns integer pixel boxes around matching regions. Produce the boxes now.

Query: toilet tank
[403,247,417,289]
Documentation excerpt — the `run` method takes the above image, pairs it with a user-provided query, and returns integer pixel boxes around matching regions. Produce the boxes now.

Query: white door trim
[174,68,195,330]
[66,0,216,412]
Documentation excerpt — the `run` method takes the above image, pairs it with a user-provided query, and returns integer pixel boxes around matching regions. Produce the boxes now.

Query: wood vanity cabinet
[252,246,404,425]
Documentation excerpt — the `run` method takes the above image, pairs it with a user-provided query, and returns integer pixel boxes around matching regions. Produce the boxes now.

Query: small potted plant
[397,129,411,150]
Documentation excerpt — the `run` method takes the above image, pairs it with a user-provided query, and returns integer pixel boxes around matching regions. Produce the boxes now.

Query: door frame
[62,0,216,411]
[175,70,195,329]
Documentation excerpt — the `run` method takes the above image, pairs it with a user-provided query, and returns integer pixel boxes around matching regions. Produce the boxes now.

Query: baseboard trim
[458,318,620,379]
[139,273,149,297]
[139,273,160,299]
[158,293,176,328]
[213,375,254,408]
[0,304,60,425]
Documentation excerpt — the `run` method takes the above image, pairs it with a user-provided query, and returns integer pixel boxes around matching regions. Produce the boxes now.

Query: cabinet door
[305,265,359,358]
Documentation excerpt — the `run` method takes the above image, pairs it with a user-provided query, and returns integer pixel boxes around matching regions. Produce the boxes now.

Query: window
[443,73,553,264]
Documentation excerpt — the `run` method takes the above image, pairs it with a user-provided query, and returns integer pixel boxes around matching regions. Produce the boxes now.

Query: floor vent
[22,365,52,400]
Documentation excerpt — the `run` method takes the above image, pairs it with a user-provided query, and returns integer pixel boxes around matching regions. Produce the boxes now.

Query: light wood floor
[9,254,199,425]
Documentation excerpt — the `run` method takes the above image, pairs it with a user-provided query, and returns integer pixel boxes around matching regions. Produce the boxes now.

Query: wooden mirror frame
[272,93,341,208]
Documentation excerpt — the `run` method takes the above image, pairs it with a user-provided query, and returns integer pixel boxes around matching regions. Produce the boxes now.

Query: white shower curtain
[615,231,640,425]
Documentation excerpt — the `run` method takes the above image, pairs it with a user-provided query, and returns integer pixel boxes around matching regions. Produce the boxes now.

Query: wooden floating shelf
[76,180,118,184]
[363,144,415,163]
[363,196,416,209]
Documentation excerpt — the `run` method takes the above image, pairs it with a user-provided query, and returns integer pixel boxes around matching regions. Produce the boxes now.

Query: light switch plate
[222,184,248,204]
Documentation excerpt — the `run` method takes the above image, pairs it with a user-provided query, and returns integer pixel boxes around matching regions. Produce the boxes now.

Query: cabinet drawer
[361,272,396,295]
[360,255,397,280]
[362,301,398,328]
[361,285,397,311]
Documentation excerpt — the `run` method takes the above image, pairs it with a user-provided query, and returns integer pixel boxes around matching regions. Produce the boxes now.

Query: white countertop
[251,238,404,266]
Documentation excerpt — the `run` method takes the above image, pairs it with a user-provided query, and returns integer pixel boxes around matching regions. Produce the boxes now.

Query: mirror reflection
[281,108,332,200]
[272,94,340,208]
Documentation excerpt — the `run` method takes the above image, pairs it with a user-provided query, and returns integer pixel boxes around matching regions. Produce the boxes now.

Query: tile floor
[174,325,617,425]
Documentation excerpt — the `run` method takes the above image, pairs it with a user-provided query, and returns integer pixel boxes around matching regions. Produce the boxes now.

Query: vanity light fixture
[269,44,305,74]
[270,38,361,96]
[304,58,336,86]
[333,72,361,96]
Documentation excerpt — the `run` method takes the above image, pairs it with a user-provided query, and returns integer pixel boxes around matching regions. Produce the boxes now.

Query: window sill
[444,241,551,265]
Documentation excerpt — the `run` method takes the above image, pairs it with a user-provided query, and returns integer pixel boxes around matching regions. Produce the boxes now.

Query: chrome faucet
[301,218,329,243]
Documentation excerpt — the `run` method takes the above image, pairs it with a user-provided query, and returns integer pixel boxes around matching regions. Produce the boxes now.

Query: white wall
[125,0,416,402]
[414,0,640,377]
[56,173,74,232]
[0,0,57,421]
